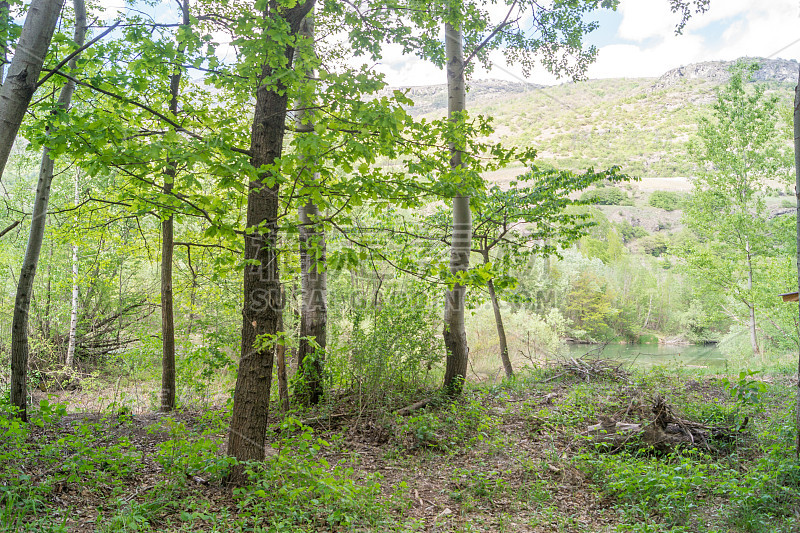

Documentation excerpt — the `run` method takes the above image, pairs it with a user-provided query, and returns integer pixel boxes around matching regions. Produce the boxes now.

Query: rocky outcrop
[653,58,798,89]
[376,79,542,116]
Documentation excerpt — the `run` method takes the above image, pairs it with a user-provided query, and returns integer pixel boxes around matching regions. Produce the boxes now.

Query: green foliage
[154,418,234,482]
[235,418,386,532]
[400,394,501,454]
[720,370,767,406]
[639,233,670,257]
[584,450,722,526]
[617,220,649,243]
[677,61,792,354]
[327,281,443,407]
[726,447,800,531]
[449,467,509,505]
[178,333,235,408]
[580,186,633,206]
[648,191,684,211]
[679,300,714,341]
[565,271,620,340]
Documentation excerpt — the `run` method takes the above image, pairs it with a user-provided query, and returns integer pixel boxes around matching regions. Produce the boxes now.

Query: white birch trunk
[10,0,84,420]
[65,170,80,367]
[0,0,64,180]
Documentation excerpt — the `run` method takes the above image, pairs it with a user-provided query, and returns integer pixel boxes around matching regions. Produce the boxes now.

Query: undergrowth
[0,363,797,532]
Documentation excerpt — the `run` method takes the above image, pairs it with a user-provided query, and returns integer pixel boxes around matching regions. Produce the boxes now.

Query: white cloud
[587,0,800,79]
[617,0,683,41]
[376,55,445,87]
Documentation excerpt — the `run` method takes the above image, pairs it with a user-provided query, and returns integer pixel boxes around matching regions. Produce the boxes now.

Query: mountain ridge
[383,57,797,117]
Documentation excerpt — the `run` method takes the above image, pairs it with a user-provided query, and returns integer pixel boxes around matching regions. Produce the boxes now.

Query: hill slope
[391,57,796,179]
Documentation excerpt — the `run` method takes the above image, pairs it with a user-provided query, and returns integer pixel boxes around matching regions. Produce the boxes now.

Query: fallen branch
[588,395,747,453]
[395,397,439,416]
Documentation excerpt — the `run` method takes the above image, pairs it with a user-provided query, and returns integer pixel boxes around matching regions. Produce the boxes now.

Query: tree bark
[793,64,800,459]
[483,253,512,377]
[745,239,760,357]
[0,0,9,85]
[10,0,83,420]
[294,12,326,406]
[442,21,470,396]
[160,196,176,411]
[0,0,64,181]
[160,0,190,413]
[276,304,289,413]
[65,170,80,367]
[226,0,314,485]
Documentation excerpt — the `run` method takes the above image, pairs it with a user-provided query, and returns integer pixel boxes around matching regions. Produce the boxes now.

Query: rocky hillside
[379,79,541,116]
[386,57,795,179]
[652,57,798,89]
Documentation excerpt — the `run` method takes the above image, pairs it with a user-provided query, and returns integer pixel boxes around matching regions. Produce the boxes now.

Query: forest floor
[1,361,799,533]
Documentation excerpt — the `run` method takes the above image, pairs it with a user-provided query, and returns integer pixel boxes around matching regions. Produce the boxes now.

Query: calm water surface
[566,343,727,369]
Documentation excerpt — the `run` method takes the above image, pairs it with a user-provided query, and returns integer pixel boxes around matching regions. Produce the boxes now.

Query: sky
[96,0,800,87]
[375,0,800,86]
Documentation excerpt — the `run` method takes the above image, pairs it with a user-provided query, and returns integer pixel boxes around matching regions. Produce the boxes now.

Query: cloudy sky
[97,0,799,87]
[376,0,800,86]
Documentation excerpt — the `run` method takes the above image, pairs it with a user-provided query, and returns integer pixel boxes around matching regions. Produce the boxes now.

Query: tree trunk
[44,242,52,338]
[160,0,190,413]
[185,245,198,338]
[65,170,80,367]
[226,0,314,485]
[442,21,470,396]
[10,0,84,420]
[484,253,512,377]
[793,64,800,459]
[160,199,176,411]
[276,304,289,413]
[0,0,64,180]
[745,239,760,357]
[294,12,326,406]
[0,0,9,84]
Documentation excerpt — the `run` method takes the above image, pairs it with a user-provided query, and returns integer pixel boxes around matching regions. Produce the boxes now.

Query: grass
[0,358,798,532]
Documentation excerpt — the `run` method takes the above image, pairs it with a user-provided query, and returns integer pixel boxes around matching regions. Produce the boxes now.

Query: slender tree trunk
[294,12,326,406]
[65,170,79,367]
[160,0,190,413]
[10,0,84,420]
[160,201,176,411]
[187,275,197,338]
[0,0,64,180]
[745,239,760,357]
[793,65,800,459]
[44,242,52,338]
[185,245,198,338]
[486,273,512,377]
[442,21,470,396]
[226,0,314,484]
[276,300,289,413]
[0,0,9,85]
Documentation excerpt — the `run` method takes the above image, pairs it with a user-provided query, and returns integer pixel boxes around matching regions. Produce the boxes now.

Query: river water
[566,343,727,369]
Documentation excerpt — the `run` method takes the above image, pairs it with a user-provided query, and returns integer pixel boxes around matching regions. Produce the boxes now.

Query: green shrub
[640,234,669,257]
[327,287,443,408]
[580,187,631,206]
[617,220,649,243]
[648,191,683,211]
